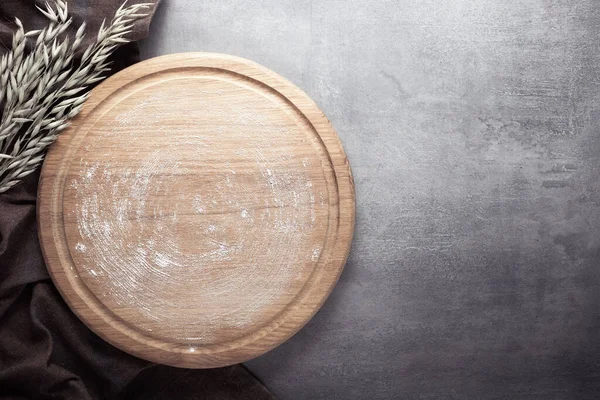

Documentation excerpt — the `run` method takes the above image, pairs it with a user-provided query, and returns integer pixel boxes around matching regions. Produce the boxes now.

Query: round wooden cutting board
[37,53,355,368]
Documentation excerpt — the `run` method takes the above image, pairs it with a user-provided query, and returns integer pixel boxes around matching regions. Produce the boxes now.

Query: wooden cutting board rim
[37,52,355,368]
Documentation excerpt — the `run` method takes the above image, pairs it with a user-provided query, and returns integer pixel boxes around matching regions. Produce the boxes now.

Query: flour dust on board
[64,80,331,345]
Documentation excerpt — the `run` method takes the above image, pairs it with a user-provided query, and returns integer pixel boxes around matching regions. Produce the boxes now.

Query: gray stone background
[140,1,600,399]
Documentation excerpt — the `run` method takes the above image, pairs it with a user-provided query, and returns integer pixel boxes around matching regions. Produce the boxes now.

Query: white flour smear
[68,79,329,344]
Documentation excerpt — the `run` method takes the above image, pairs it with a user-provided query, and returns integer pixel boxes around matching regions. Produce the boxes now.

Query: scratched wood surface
[37,53,355,368]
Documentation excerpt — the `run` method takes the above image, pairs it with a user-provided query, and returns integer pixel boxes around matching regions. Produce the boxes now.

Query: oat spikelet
[0,0,152,193]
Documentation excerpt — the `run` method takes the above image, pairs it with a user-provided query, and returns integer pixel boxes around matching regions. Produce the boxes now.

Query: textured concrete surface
[140,1,600,399]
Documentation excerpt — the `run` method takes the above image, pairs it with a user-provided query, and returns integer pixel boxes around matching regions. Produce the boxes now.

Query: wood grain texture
[37,53,355,368]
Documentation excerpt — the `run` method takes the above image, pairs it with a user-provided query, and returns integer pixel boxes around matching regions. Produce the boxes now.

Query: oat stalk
[0,0,151,193]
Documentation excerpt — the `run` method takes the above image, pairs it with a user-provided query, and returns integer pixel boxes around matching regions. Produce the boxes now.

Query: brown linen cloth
[0,2,276,399]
